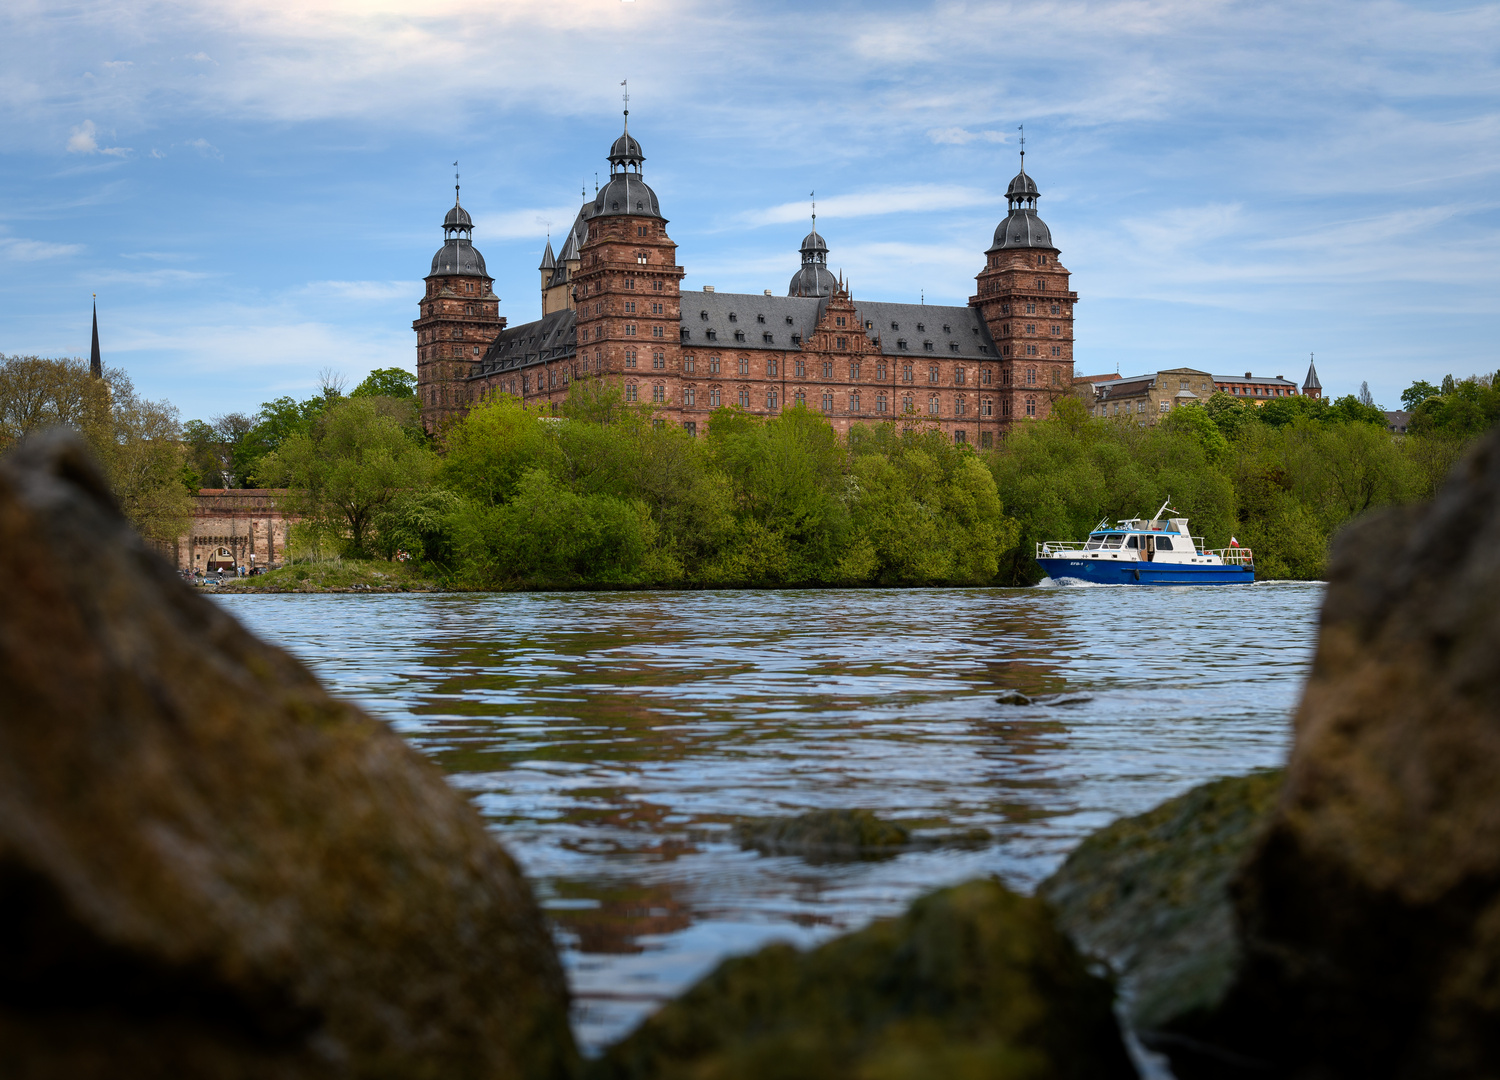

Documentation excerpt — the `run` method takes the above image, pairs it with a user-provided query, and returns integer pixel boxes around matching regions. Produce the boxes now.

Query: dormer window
[728,312,738,322]
[757,314,766,323]
[890,322,899,330]
[707,329,717,340]
[924,341,934,351]
[734,330,745,341]
[942,324,951,333]
[950,343,959,352]
[897,338,907,349]
[786,316,794,325]
[700,311,709,320]
[792,333,801,344]
[916,323,925,332]
[763,332,774,343]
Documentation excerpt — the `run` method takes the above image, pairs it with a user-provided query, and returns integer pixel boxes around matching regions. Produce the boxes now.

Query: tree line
[3,354,1496,586]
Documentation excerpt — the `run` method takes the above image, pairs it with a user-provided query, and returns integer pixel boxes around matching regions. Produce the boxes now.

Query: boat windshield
[1099,533,1125,549]
[1084,535,1106,550]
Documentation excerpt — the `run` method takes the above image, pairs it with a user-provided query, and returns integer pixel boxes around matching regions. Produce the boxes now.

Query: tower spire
[89,294,101,379]
[453,160,460,206]
[1018,124,1026,171]
[621,79,629,129]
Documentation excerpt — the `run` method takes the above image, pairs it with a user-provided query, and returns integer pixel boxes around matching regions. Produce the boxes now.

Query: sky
[2,0,1497,423]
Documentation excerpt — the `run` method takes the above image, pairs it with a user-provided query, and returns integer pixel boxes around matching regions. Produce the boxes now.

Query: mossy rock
[592,878,1135,1080]
[1039,769,1283,1034]
[734,809,990,863]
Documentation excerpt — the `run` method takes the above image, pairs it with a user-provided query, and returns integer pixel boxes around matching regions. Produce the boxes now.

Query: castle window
[652,302,664,314]
[902,394,914,414]
[955,367,966,385]
[950,343,959,352]
[625,349,637,368]
[625,301,636,313]
[710,356,721,374]
[685,385,697,406]
[897,338,907,350]
[851,391,861,411]
[1051,325,1059,335]
[981,368,992,385]
[876,393,888,414]
[627,278,635,289]
[1026,323,1035,334]
[795,389,806,407]
[700,310,709,320]
[637,225,647,236]
[795,359,806,377]
[739,388,750,408]
[738,356,749,375]
[1002,345,1010,356]
[876,362,887,380]
[955,396,967,416]
[653,327,664,338]
[836,336,847,349]
[653,351,665,370]
[734,330,745,341]
[1025,303,1035,314]
[685,356,696,373]
[707,329,717,340]
[728,312,737,322]
[822,361,833,378]
[626,382,638,402]
[636,253,647,264]
[549,371,557,388]
[1053,370,1062,387]
[981,431,994,448]
[786,316,794,325]
[763,333,774,343]
[1000,304,1010,315]
[917,323,925,332]
[928,365,939,383]
[1002,324,1009,334]
[1003,397,1013,416]
[954,430,966,444]
[1036,279,1045,290]
[928,395,940,415]
[757,314,766,323]
[849,363,859,380]
[1051,304,1060,315]
[654,384,665,403]
[653,280,663,291]
[902,364,913,382]
[791,333,801,345]
[465,304,473,315]
[626,324,636,336]
[768,358,779,376]
[836,316,846,327]
[683,420,697,435]
[473,346,479,355]
[891,322,899,330]
[767,389,779,409]
[1026,367,1036,386]
[981,397,993,417]
[710,387,722,408]
[1160,400,1170,413]
[821,392,833,412]
[865,320,873,329]
[1026,345,1038,356]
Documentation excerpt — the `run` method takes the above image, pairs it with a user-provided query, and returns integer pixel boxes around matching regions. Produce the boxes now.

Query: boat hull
[1036,557,1254,586]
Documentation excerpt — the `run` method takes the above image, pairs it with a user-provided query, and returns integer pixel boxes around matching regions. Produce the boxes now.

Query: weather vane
[810,190,816,227]
[453,160,460,203]
[1018,125,1025,165]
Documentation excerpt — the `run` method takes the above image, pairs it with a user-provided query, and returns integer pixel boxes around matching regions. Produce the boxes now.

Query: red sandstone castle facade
[415,113,1076,446]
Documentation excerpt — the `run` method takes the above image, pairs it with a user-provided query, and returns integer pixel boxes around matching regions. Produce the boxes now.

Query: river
[217,582,1321,1052]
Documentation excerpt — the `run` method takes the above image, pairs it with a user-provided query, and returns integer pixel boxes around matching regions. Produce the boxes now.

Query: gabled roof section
[678,292,824,351]
[854,301,998,361]
[473,309,577,376]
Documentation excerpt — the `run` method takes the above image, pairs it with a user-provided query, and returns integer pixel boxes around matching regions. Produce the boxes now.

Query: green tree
[352,367,418,400]
[1401,380,1438,411]
[258,396,437,556]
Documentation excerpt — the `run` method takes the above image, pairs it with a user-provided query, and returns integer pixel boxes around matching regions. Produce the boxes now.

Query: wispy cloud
[306,280,417,302]
[66,120,130,157]
[745,186,993,227]
[183,137,222,159]
[473,205,588,241]
[928,127,1009,146]
[0,238,84,261]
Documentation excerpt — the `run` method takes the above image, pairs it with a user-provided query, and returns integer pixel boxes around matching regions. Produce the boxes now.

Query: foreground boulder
[592,879,1136,1080]
[1178,426,1500,1078]
[1040,770,1282,1038]
[0,431,576,1078]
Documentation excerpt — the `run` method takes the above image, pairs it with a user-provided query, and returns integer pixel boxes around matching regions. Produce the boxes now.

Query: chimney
[763,289,772,296]
[1244,372,1252,378]
[703,285,715,292]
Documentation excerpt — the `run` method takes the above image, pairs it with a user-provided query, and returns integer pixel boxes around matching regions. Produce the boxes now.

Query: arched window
[1025,397,1037,417]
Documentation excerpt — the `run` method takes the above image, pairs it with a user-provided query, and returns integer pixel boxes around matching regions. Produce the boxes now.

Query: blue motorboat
[1035,500,1254,586]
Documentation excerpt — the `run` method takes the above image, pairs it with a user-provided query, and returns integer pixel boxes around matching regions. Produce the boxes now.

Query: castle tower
[970,142,1077,428]
[569,108,685,413]
[413,179,503,433]
[787,212,836,297]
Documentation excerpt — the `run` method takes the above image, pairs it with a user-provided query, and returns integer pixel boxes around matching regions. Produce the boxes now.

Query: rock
[734,809,991,862]
[1177,427,1500,1078]
[1039,770,1283,1035]
[0,431,577,1078]
[591,878,1137,1080]
[996,689,1034,705]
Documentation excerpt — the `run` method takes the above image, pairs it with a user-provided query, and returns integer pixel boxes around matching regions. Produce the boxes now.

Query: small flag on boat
[1230,536,1240,547]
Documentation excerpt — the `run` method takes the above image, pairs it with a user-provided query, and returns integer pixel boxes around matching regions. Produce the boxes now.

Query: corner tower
[570,108,685,413]
[970,142,1077,428]
[413,179,503,433]
[788,211,836,297]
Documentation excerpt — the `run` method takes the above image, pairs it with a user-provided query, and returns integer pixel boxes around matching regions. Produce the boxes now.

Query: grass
[218,559,445,593]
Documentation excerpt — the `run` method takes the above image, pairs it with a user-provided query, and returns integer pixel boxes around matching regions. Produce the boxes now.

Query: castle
[414,112,1076,447]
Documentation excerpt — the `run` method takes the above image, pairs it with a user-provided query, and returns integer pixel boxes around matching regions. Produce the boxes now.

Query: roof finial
[621,79,629,129]
[453,160,460,205]
[1018,125,1025,169]
[594,172,599,195]
[810,189,816,230]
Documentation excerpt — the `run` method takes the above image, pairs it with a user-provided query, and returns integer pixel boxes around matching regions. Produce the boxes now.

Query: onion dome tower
[570,91,684,415]
[788,209,837,297]
[413,173,502,433]
[969,131,1077,430]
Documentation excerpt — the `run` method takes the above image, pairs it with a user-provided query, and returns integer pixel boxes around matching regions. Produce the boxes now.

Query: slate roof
[853,302,999,361]
[474,310,577,375]
[1097,377,1158,399]
[1303,361,1322,390]
[1211,373,1299,387]
[678,292,826,351]
[429,238,488,278]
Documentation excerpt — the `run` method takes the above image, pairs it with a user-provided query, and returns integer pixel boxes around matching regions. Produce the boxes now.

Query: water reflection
[218,583,1320,1051]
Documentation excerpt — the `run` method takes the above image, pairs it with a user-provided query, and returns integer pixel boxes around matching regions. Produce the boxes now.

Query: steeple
[1303,354,1323,400]
[539,238,556,272]
[607,80,645,175]
[90,296,101,378]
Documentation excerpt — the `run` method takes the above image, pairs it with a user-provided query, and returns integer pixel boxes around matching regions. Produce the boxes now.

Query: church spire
[90,295,101,379]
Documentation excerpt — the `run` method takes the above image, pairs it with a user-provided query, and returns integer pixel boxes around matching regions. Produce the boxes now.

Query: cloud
[744,185,993,227]
[0,238,83,261]
[306,280,417,302]
[927,127,1009,146]
[183,137,222,158]
[473,204,589,241]
[90,268,215,287]
[66,119,130,157]
[186,51,214,62]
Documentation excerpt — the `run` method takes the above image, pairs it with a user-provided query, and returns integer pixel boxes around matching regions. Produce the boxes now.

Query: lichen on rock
[592,878,1136,1080]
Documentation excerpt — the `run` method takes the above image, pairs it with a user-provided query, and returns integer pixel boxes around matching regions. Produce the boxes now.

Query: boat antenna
[1153,497,1172,522]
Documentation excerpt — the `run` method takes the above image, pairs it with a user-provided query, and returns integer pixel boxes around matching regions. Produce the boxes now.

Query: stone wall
[168,489,296,573]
